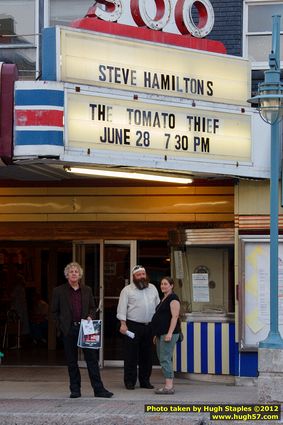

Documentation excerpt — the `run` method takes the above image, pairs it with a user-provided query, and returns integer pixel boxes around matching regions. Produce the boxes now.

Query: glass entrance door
[73,240,136,366]
[104,241,136,365]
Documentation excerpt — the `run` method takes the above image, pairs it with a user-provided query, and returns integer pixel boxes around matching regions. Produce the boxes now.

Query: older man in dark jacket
[51,262,113,398]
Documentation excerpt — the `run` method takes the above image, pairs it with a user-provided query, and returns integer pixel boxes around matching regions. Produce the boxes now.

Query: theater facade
[0,0,281,381]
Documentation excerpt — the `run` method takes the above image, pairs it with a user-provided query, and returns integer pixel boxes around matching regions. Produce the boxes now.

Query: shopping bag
[77,320,102,349]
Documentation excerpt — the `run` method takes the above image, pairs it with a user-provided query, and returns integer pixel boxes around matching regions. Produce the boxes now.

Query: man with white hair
[117,265,160,390]
[52,262,113,399]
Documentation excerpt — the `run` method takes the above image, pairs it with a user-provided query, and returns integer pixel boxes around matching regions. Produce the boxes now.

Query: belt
[128,320,150,326]
[72,321,81,326]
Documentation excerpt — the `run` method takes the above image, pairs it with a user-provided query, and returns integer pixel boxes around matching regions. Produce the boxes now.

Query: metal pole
[260,15,283,348]
[272,15,281,69]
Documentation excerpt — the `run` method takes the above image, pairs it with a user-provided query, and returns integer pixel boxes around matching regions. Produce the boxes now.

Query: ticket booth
[170,228,236,381]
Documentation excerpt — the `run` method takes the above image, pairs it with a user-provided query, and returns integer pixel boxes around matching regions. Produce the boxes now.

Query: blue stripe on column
[16,131,64,146]
[42,27,57,81]
[229,323,235,375]
[187,322,194,373]
[201,322,208,374]
[234,342,239,376]
[15,90,64,107]
[214,323,222,374]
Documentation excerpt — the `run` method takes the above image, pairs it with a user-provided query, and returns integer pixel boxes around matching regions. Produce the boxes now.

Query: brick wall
[208,0,243,57]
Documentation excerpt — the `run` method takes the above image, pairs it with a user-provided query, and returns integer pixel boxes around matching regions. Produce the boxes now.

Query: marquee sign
[13,2,267,180]
[42,26,250,106]
[13,82,270,178]
[66,89,252,162]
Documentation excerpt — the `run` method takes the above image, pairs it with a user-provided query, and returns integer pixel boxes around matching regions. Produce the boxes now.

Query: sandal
[154,387,175,394]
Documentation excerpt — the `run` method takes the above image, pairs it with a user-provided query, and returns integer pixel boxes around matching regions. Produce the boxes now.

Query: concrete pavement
[0,366,281,424]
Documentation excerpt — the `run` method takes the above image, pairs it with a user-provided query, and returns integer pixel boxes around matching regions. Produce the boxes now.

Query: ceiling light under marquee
[64,166,193,184]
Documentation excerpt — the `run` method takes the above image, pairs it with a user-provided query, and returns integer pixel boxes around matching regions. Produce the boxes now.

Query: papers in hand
[126,330,135,339]
[81,319,95,335]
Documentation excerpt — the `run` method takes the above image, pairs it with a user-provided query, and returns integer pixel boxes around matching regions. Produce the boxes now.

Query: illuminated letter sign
[77,0,215,39]
[87,0,122,22]
[66,88,252,163]
[175,0,214,37]
[94,0,215,37]
[129,0,214,37]
[14,81,270,180]
[42,27,248,105]
[131,0,172,31]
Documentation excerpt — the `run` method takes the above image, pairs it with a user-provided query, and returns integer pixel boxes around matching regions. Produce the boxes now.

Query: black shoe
[95,389,113,398]
[140,383,154,389]
[125,383,135,390]
[70,392,81,398]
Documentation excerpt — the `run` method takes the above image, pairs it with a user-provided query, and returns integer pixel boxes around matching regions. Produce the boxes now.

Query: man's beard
[133,276,149,290]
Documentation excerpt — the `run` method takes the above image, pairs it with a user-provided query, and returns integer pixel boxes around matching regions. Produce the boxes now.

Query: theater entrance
[0,239,169,366]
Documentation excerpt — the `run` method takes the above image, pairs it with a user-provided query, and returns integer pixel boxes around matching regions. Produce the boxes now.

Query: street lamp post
[249,15,283,348]
[248,15,283,401]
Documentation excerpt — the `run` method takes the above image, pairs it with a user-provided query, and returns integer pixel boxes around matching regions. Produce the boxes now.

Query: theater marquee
[42,27,250,106]
[14,81,269,178]
[66,88,251,162]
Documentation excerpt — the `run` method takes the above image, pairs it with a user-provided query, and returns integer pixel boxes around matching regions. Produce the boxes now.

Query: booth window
[171,246,234,317]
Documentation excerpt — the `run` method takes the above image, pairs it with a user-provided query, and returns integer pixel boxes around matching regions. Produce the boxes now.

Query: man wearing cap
[117,265,160,390]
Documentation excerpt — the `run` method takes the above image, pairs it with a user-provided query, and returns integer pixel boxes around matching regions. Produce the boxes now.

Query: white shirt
[117,283,160,323]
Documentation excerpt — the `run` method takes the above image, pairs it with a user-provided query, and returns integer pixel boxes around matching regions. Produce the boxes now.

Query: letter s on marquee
[175,0,214,37]
[130,0,171,30]
[87,0,122,22]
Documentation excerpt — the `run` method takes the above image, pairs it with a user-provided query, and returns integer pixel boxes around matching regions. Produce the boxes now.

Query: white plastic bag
[77,320,101,349]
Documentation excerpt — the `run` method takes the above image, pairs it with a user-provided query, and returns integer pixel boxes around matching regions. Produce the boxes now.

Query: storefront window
[0,0,36,79]
[244,1,283,69]
[50,0,92,26]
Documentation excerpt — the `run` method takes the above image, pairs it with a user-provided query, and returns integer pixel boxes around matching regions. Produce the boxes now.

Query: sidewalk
[0,366,280,424]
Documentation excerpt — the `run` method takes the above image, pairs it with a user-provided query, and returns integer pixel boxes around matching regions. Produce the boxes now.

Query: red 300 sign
[87,0,214,38]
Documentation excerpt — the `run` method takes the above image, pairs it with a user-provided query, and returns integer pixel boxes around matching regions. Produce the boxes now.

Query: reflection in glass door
[104,241,136,365]
[73,241,103,364]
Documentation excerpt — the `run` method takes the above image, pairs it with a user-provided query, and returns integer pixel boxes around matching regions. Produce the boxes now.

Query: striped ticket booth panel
[174,321,238,375]
[14,81,65,158]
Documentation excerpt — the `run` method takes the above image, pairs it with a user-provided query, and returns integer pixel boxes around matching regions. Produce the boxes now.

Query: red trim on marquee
[16,110,64,127]
[71,18,226,54]
[0,64,18,162]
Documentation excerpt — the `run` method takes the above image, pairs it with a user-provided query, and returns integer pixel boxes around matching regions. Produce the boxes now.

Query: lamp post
[248,15,283,349]
[248,14,283,402]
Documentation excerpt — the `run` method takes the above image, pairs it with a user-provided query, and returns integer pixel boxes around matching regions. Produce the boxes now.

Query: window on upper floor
[244,0,283,70]
[0,0,93,80]
[49,0,92,26]
[0,0,36,79]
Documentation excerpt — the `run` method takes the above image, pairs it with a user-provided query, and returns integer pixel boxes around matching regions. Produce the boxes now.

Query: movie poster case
[239,236,283,350]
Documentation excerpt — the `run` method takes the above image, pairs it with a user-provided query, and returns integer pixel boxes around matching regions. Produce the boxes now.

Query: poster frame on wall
[239,235,283,351]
